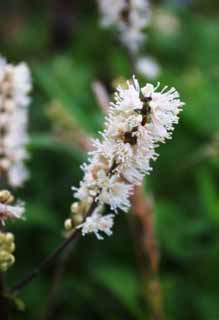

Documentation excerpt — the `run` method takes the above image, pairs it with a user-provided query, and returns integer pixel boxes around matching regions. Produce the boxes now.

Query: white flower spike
[69,76,184,239]
[0,56,32,187]
[97,0,150,53]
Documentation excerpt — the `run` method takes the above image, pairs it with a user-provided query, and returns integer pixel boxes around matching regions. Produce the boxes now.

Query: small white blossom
[72,76,184,239]
[136,56,161,79]
[0,201,25,224]
[98,0,126,28]
[97,174,133,212]
[77,210,114,240]
[0,56,32,187]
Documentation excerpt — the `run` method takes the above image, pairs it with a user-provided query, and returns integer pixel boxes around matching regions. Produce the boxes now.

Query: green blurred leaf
[92,265,143,319]
[197,169,219,224]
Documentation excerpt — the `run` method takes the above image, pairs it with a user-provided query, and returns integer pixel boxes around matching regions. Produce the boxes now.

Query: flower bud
[5,232,14,242]
[70,202,79,214]
[0,262,8,272]
[72,214,83,226]
[0,158,10,170]
[0,190,14,204]
[64,218,73,231]
[0,231,16,271]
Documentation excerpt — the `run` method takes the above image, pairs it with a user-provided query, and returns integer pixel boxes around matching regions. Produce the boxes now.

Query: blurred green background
[1,0,219,319]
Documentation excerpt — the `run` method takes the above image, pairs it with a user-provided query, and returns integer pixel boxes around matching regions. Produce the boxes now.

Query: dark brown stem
[9,200,97,295]
[0,272,9,320]
[40,240,76,320]
[9,230,79,295]
[51,0,74,50]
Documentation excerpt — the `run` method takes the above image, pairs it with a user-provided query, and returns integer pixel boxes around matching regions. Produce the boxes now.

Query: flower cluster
[0,231,15,272]
[0,190,24,271]
[65,76,184,239]
[97,0,150,53]
[0,56,32,187]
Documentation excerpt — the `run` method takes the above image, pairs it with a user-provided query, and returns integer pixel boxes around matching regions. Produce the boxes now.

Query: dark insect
[124,127,138,145]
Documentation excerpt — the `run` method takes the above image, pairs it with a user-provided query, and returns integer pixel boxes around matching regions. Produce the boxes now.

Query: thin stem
[0,273,9,320]
[9,200,97,295]
[9,229,79,295]
[40,240,75,320]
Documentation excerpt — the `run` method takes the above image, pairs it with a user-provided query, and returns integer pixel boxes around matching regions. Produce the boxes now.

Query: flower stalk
[9,199,98,294]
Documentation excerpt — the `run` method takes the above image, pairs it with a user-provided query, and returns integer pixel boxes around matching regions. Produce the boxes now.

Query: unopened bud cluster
[64,199,92,233]
[0,56,31,187]
[0,231,15,272]
[0,190,24,271]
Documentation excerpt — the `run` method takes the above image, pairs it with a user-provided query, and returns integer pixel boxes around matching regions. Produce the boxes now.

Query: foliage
[0,0,219,319]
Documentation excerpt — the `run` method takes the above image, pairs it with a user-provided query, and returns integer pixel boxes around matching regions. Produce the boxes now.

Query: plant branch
[0,272,9,320]
[40,240,76,320]
[9,229,79,295]
[9,200,97,295]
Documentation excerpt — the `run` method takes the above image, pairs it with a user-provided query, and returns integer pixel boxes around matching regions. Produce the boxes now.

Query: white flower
[112,81,142,113]
[120,24,145,53]
[0,202,25,224]
[136,56,161,80]
[0,56,32,187]
[97,174,133,212]
[12,64,31,107]
[72,76,184,239]
[8,164,29,188]
[77,210,115,240]
[97,0,150,53]
[142,83,184,141]
[97,0,126,27]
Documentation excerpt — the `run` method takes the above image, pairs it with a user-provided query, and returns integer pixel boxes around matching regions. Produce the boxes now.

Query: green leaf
[92,265,143,319]
[197,169,219,224]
